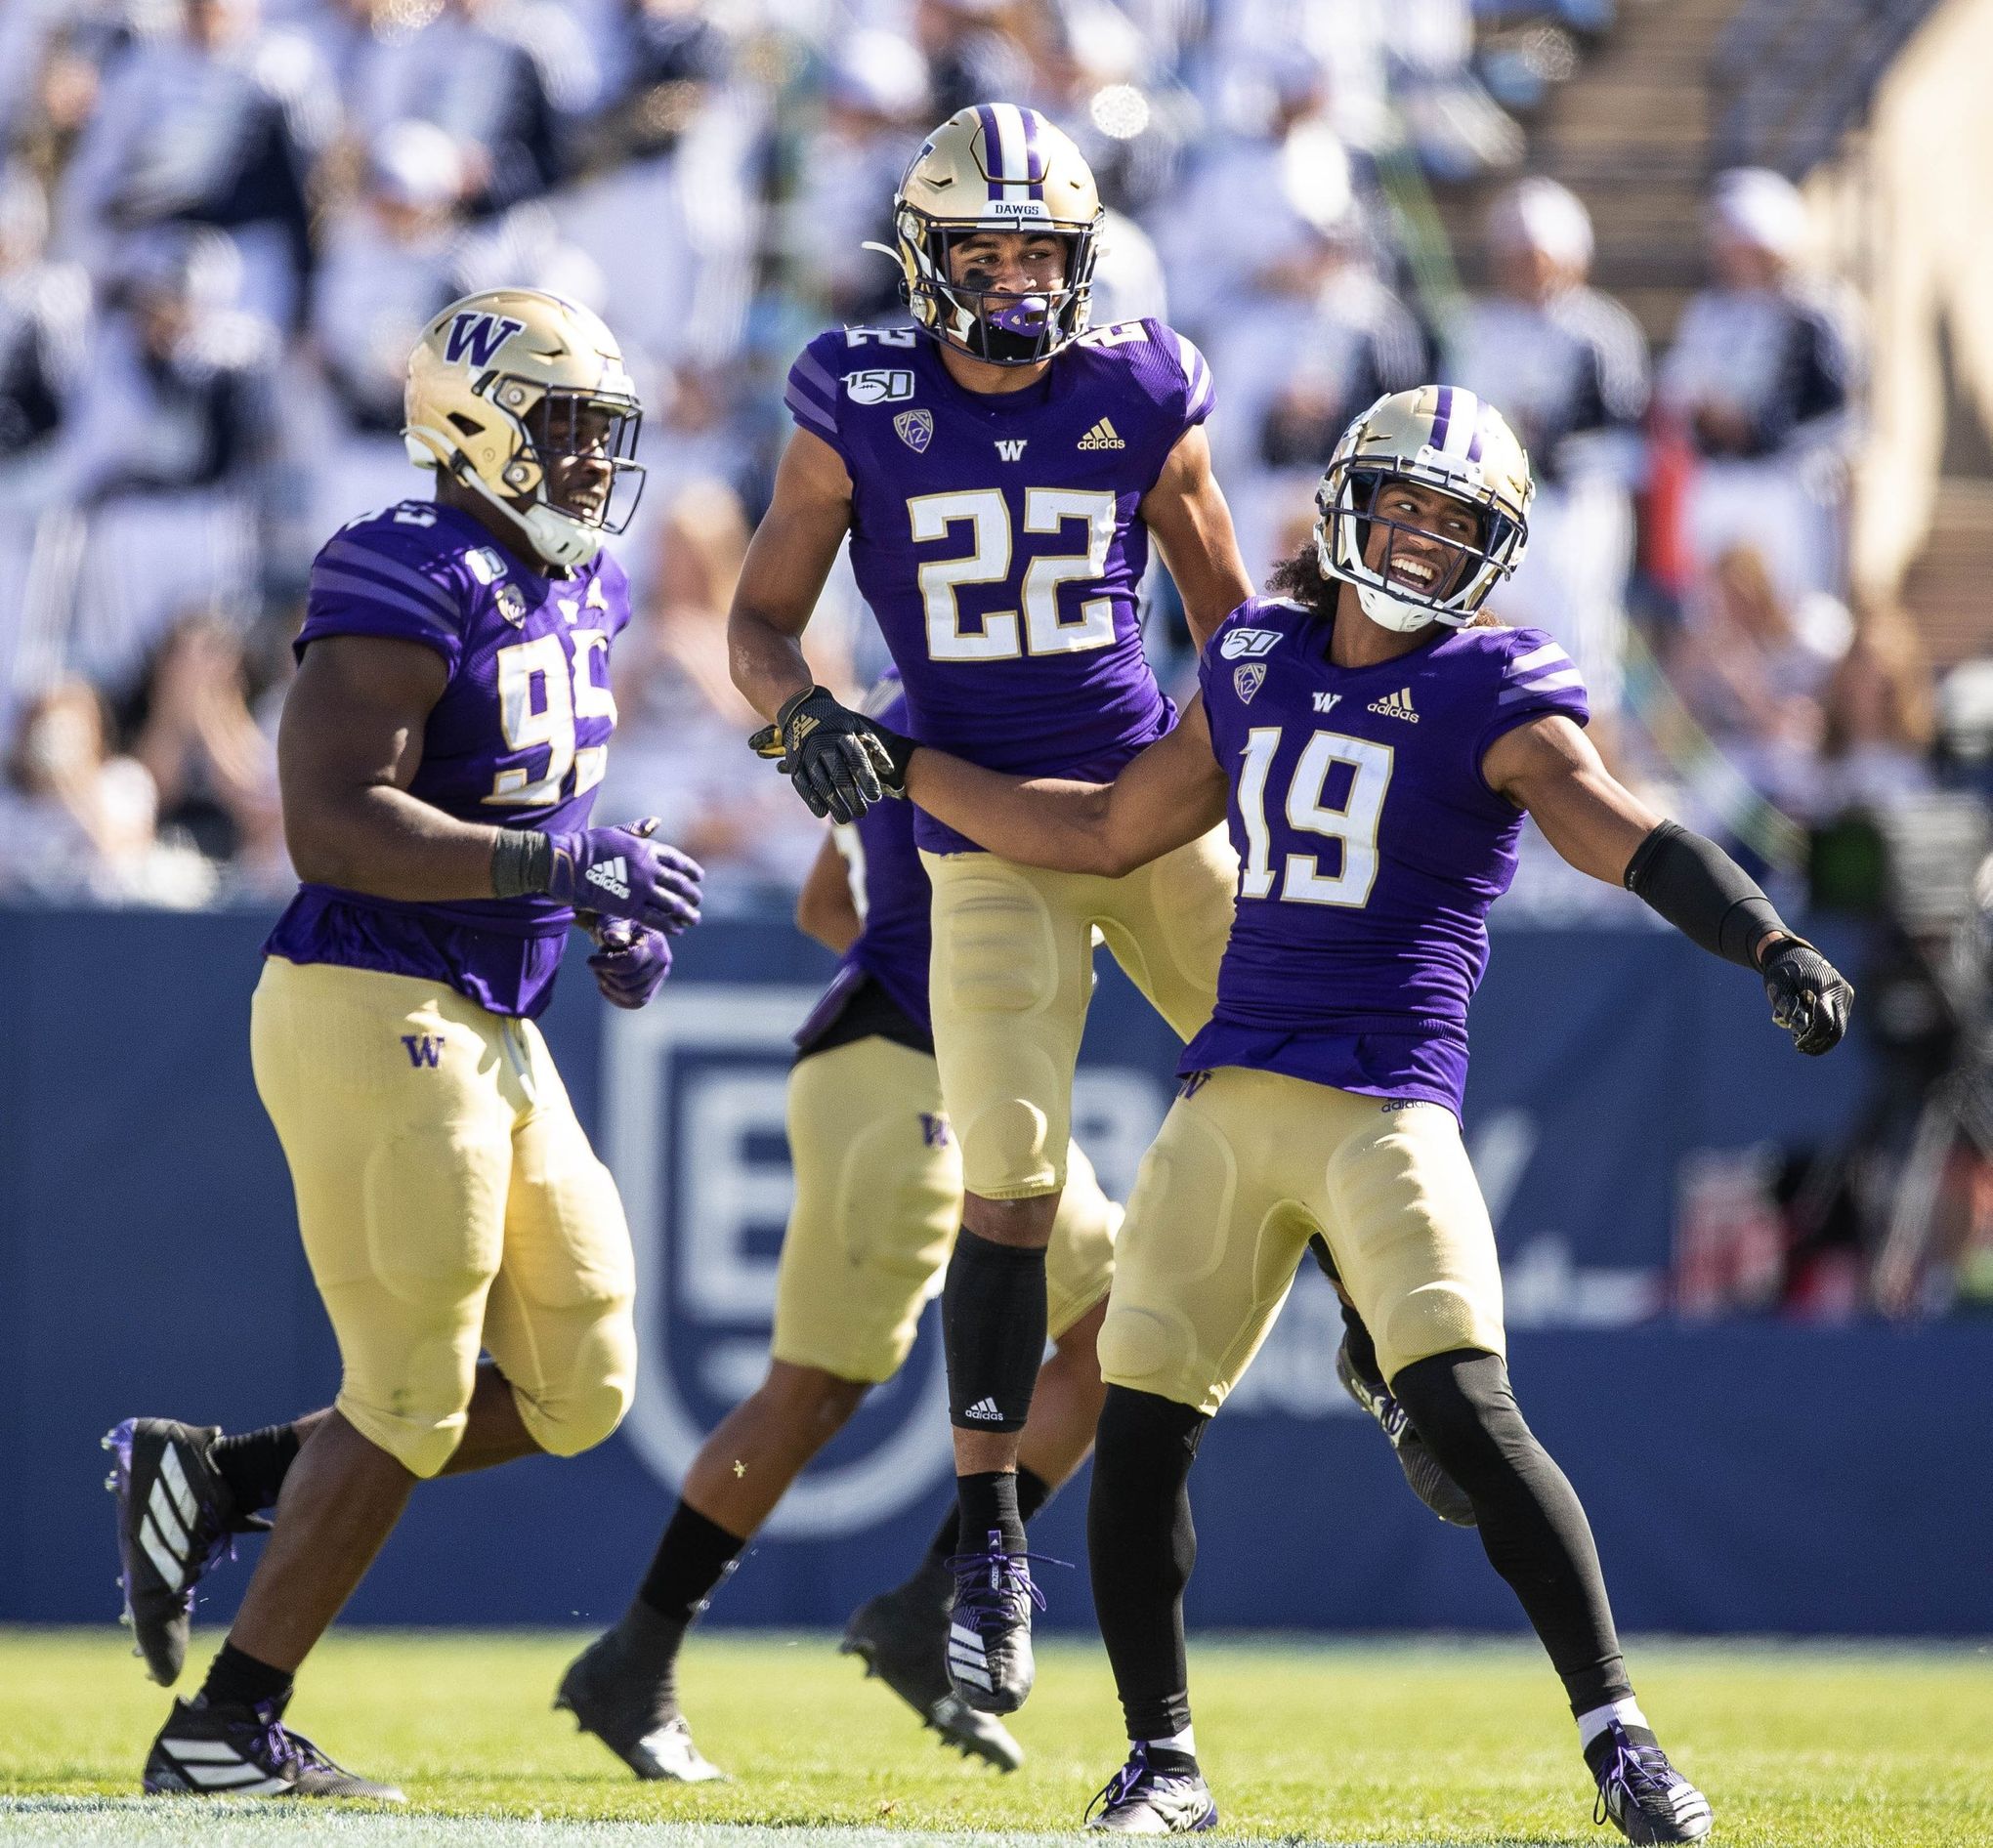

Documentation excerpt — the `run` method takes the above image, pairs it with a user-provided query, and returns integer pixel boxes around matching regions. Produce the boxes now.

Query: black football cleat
[1335,1342,1478,1528]
[105,1418,266,1685]
[555,1625,725,1782]
[1590,1722,1714,1843]
[842,1575,1025,1772]
[945,1532,1046,1716]
[1085,1743,1219,1833]
[143,1696,404,1800]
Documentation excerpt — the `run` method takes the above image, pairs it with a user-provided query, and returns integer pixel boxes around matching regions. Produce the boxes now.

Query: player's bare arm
[1485,712,1852,1054]
[279,633,700,933]
[727,427,854,719]
[279,632,497,900]
[795,830,862,954]
[902,696,1226,878]
[1140,425,1253,651]
[728,428,890,824]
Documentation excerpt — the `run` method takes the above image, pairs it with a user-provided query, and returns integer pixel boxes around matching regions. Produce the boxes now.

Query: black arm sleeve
[1623,820,1787,969]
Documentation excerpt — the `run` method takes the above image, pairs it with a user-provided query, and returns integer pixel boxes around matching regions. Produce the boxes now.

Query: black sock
[211,1422,303,1518]
[1391,1350,1633,1716]
[954,1471,1025,1556]
[923,1464,1054,1578]
[199,1640,293,1711]
[635,1500,747,1625]
[1087,1386,1209,1743]
[942,1228,1047,1434]
[1336,1294,1385,1389]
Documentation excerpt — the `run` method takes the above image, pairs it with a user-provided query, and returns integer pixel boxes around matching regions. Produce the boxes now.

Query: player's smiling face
[1362,479,1484,602]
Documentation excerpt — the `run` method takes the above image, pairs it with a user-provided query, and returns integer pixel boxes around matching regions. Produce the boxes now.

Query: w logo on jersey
[445,312,526,368]
[400,1034,443,1069]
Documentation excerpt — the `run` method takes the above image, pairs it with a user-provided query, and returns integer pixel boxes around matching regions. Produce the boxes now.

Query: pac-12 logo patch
[495,583,528,625]
[444,312,525,367]
[845,368,914,405]
[1219,626,1281,660]
[894,409,933,453]
[1234,662,1266,703]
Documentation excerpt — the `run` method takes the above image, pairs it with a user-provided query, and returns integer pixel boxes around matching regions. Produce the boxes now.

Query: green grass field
[4,1628,1990,1846]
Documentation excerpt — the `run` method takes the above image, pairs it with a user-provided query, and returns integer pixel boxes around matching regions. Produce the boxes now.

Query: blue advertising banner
[4,905,1988,1639]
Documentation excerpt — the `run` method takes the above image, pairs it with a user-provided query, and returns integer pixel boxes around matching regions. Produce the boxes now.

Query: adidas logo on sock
[962,1397,1003,1421]
[585,857,631,900]
[1367,687,1419,723]
[1077,417,1125,450]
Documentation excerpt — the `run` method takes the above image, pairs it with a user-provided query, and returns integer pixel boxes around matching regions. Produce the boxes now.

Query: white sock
[1144,1726,1197,1759]
[1577,1698,1649,1751]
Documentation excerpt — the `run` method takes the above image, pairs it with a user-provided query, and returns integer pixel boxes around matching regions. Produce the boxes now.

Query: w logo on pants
[401,1034,443,1069]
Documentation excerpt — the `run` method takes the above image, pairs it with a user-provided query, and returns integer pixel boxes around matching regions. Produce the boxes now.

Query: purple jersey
[794,675,937,1044]
[265,499,631,1019]
[1186,596,1590,1113]
[784,316,1214,852]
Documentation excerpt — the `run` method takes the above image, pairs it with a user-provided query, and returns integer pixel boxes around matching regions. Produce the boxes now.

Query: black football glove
[752,689,913,819]
[1758,935,1852,1056]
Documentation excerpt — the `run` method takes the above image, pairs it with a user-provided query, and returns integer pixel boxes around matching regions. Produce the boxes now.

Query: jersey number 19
[1237,728,1393,907]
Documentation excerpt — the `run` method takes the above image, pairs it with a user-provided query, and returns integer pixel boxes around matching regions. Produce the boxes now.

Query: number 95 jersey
[1187,596,1590,1114]
[785,317,1214,853]
[264,499,630,1019]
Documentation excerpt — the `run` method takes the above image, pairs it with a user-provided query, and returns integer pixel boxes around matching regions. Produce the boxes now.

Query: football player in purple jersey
[861,387,1851,1838]
[557,673,1120,1780]
[729,101,1451,1717]
[105,290,703,1800]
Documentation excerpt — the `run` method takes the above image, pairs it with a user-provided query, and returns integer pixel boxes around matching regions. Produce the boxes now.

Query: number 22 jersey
[784,317,1213,853]
[1187,595,1590,1114]
[264,500,631,1018]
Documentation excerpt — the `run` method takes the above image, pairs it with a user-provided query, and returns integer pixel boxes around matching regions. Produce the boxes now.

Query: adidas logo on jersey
[585,857,631,900]
[1077,417,1125,450]
[962,1397,1004,1422]
[1368,687,1419,723]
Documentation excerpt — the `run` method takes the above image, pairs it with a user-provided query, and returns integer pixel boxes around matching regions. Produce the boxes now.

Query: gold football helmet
[877,103,1102,366]
[1313,386,1534,632]
[403,288,643,569]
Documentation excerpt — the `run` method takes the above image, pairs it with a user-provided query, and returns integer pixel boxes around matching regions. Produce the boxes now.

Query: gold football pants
[920,826,1237,1200]
[1099,1067,1505,1413]
[770,1034,1119,1382]
[250,956,638,1477]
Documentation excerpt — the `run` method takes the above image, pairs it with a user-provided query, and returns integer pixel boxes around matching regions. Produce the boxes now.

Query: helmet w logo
[445,312,526,368]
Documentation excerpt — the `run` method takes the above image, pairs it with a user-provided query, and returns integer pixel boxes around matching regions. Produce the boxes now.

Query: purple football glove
[546,820,702,936]
[588,918,673,1010]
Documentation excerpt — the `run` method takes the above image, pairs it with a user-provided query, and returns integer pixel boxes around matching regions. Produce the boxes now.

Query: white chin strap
[1354,581,1440,634]
[460,465,601,568]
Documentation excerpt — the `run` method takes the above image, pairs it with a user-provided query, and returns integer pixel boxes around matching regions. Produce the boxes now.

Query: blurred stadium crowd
[0,0,1978,919]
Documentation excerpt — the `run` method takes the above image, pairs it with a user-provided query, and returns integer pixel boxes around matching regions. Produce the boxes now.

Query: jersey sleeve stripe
[1506,641,1570,677]
[792,348,839,400]
[784,381,839,441]
[1497,670,1584,706]
[308,569,460,637]
[319,539,458,619]
[1174,329,1215,419]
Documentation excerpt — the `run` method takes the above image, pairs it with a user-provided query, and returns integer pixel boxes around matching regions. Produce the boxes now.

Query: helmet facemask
[437,374,645,569]
[895,212,1098,366]
[1315,459,1527,634]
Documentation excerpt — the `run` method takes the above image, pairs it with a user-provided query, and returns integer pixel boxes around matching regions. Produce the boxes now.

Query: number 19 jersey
[1188,595,1590,1113]
[784,317,1214,853]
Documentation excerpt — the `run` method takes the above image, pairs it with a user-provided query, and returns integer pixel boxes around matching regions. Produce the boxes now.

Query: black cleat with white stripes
[103,1418,262,1686]
[143,1695,405,1801]
[946,1532,1043,1716]
[841,1576,1025,1772]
